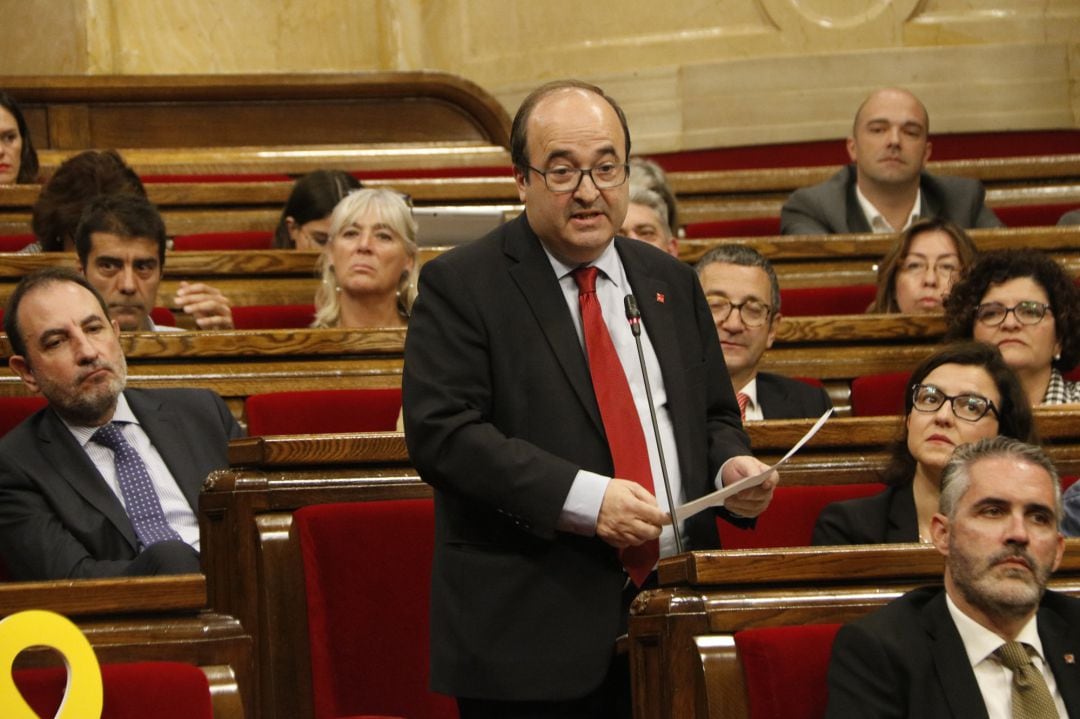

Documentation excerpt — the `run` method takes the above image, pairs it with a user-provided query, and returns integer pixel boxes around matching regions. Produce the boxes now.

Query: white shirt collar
[946,592,1046,668]
[855,185,923,233]
[542,238,625,291]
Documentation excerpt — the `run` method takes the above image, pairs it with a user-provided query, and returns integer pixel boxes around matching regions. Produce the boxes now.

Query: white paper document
[673,408,834,522]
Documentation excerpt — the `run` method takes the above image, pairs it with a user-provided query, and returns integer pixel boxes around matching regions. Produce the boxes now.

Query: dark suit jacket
[780,164,1003,235]
[812,483,918,545]
[402,213,752,701]
[826,586,1080,718]
[756,372,832,420]
[0,388,242,580]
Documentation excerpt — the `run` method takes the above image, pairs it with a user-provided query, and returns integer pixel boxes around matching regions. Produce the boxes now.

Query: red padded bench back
[779,285,877,317]
[718,483,883,549]
[295,499,456,719]
[0,396,47,437]
[735,623,842,719]
[682,217,781,239]
[0,234,34,252]
[171,231,274,251]
[995,203,1079,228]
[245,388,402,435]
[850,371,911,417]
[14,662,213,719]
[231,304,315,330]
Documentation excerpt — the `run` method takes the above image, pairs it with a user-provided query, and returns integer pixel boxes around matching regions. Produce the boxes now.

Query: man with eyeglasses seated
[945,248,1080,406]
[695,244,832,421]
[813,342,1036,546]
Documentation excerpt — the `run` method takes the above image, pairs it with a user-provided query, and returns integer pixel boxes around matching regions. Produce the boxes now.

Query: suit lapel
[1038,599,1080,714]
[37,408,138,550]
[504,215,604,435]
[126,390,199,510]
[924,591,991,719]
[843,165,872,233]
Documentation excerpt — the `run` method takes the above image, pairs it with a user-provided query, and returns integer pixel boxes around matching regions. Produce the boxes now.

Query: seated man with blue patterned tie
[0,267,243,580]
[826,437,1080,718]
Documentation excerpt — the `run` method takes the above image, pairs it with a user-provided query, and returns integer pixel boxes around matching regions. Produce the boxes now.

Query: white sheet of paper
[673,407,834,522]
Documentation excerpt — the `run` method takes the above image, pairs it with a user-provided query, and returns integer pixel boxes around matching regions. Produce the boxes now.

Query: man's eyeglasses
[899,258,960,280]
[707,298,772,328]
[911,383,998,422]
[527,163,629,193]
[975,301,1052,327]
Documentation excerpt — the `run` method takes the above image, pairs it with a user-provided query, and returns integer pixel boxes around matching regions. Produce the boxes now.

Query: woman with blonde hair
[312,189,418,328]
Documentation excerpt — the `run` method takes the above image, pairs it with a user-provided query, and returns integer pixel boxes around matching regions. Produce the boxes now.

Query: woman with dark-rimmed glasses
[944,248,1080,405]
[813,342,1035,546]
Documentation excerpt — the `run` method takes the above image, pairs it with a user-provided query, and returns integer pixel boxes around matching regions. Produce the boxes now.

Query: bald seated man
[781,87,1002,235]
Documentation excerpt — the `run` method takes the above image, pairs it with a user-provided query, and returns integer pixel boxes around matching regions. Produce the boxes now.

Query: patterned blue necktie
[91,421,182,549]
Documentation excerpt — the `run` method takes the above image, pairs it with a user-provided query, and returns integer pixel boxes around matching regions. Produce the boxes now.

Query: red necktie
[736,392,750,421]
[572,266,659,586]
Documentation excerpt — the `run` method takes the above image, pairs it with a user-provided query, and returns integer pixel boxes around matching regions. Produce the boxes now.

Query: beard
[38,353,128,426]
[949,541,1051,619]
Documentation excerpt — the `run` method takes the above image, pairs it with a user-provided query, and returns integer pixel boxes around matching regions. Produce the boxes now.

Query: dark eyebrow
[544,144,619,164]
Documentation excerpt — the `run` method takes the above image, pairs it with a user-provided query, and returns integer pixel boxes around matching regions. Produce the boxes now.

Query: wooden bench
[1,574,252,718]
[629,543,1080,719]
[202,422,1080,719]
[4,72,510,153]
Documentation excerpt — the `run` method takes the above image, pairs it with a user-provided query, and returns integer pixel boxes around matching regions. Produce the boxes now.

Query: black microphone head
[624,294,640,320]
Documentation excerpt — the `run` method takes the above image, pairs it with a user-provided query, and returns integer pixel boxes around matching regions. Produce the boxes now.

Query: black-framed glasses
[527,163,629,193]
[707,297,772,328]
[975,301,1052,327]
[911,384,998,422]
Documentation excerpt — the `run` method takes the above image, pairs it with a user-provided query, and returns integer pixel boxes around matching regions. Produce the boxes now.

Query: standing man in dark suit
[0,267,242,580]
[826,437,1080,718]
[695,244,831,420]
[781,87,1002,235]
[403,80,777,718]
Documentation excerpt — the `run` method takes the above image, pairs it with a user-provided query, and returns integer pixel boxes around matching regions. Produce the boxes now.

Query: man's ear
[846,136,857,162]
[765,312,780,350]
[9,355,40,394]
[513,165,529,203]
[923,139,932,166]
[930,512,950,556]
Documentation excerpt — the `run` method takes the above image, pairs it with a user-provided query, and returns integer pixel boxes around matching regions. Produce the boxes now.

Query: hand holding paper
[674,408,834,522]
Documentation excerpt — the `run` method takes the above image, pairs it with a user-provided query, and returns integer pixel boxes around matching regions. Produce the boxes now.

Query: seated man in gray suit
[695,244,831,420]
[0,267,243,580]
[781,88,1002,235]
[826,437,1080,718]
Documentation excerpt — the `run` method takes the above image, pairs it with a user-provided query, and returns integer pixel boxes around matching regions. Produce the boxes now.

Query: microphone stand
[624,294,684,555]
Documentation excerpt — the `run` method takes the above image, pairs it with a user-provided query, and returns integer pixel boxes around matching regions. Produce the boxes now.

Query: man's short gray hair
[626,184,670,237]
[694,244,781,312]
[940,437,1062,522]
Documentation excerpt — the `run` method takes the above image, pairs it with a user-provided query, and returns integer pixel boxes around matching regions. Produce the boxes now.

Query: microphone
[624,294,684,554]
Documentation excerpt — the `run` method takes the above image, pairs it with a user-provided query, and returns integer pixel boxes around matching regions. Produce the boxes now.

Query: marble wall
[4,0,1078,152]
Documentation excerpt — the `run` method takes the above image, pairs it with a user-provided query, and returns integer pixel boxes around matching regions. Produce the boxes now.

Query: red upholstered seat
[245,388,402,436]
[295,500,456,719]
[0,396,47,437]
[717,483,883,549]
[779,285,877,317]
[14,662,213,719]
[0,233,35,252]
[735,623,842,719]
[1065,365,1080,382]
[850,371,911,417]
[995,203,1079,228]
[231,304,316,330]
[171,231,274,251]
[682,217,781,239]
[149,306,177,327]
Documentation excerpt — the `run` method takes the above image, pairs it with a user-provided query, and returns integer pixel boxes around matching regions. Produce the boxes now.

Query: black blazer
[826,586,1080,718]
[780,164,1003,235]
[0,388,242,579]
[812,483,918,546]
[403,213,751,701]
[756,372,832,420]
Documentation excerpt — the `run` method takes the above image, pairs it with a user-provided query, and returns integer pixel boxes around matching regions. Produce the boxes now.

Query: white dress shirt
[545,241,686,558]
[855,185,923,233]
[946,593,1067,718]
[63,394,200,550]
